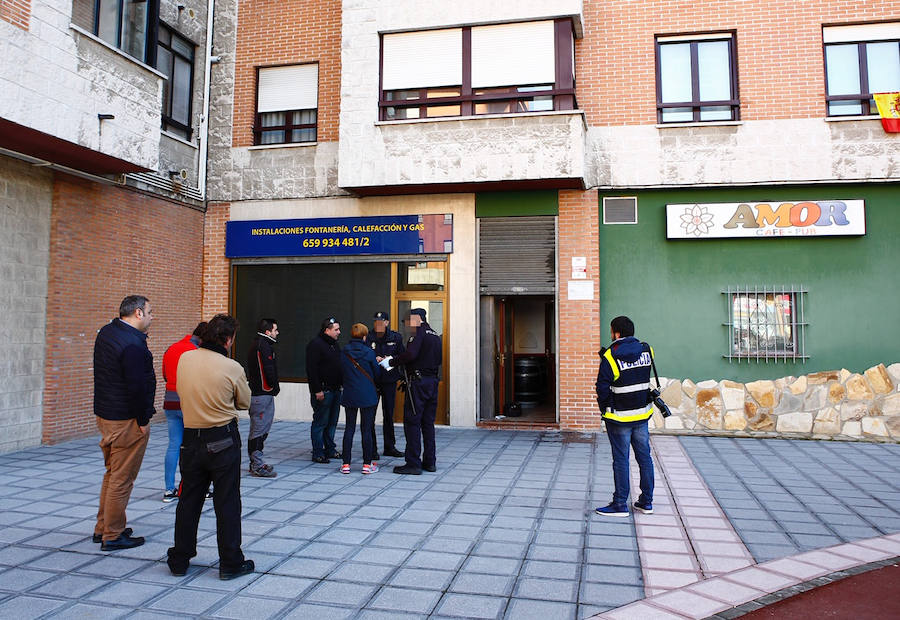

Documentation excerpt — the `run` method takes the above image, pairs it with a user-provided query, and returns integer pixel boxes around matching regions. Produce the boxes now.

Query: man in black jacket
[370,310,405,459]
[246,318,280,477]
[93,295,156,550]
[306,317,343,463]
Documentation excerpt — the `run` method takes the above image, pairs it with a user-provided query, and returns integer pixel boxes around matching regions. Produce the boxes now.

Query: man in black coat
[246,318,280,477]
[306,317,343,463]
[92,295,156,550]
[370,310,405,459]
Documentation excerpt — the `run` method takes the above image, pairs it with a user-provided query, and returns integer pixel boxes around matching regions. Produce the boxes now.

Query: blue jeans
[164,409,184,492]
[310,390,341,458]
[342,406,376,465]
[605,419,654,508]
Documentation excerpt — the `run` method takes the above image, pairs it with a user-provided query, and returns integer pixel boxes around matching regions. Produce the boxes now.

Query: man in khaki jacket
[167,314,254,580]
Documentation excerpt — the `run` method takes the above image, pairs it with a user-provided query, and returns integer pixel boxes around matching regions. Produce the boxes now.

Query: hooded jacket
[247,332,280,397]
[595,336,654,424]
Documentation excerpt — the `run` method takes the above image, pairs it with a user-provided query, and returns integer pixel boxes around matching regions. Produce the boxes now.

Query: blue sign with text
[225,214,454,258]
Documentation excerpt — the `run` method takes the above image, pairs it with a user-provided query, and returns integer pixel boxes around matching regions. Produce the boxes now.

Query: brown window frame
[378,19,576,121]
[824,39,900,117]
[252,64,319,146]
[655,33,740,124]
[156,24,195,140]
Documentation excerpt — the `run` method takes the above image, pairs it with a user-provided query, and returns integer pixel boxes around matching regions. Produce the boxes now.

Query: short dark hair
[204,314,239,347]
[610,315,635,337]
[119,295,149,318]
[257,318,277,333]
[320,317,338,333]
[192,321,207,337]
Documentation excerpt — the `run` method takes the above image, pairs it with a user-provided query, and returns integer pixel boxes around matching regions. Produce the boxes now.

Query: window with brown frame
[655,33,739,123]
[254,64,318,145]
[824,24,900,117]
[156,24,195,140]
[379,19,576,121]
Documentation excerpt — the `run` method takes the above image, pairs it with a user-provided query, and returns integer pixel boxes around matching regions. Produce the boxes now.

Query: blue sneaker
[594,503,629,517]
[633,500,653,514]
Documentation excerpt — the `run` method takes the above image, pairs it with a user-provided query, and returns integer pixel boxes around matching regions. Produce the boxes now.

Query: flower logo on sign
[679,204,714,237]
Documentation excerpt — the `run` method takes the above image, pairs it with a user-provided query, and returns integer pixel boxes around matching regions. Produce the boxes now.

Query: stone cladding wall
[651,363,900,442]
[43,175,203,444]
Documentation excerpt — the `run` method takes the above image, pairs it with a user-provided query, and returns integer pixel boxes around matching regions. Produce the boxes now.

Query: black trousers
[371,382,398,452]
[343,406,377,464]
[403,376,438,470]
[167,420,244,571]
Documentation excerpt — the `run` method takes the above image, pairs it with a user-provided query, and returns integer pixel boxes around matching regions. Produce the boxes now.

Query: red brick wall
[0,0,30,30]
[232,0,342,147]
[202,202,231,316]
[43,175,203,443]
[557,189,603,431]
[576,1,900,126]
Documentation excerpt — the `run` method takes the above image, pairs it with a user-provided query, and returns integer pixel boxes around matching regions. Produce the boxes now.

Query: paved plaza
[0,421,898,619]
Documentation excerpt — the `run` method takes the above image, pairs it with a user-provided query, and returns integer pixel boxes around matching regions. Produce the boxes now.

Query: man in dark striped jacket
[594,315,655,518]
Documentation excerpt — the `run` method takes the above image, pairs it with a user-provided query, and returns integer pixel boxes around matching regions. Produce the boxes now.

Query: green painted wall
[476,190,558,217]
[598,184,900,383]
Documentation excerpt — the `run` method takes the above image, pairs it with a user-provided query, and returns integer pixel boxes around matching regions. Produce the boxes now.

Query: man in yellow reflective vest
[594,316,655,517]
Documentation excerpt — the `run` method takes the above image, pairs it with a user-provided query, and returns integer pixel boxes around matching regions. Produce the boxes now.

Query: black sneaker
[163,489,178,503]
[423,464,436,472]
[101,533,145,551]
[312,455,330,464]
[328,451,342,460]
[383,447,404,458]
[393,464,422,475]
[633,500,654,514]
[93,527,132,544]
[219,559,255,580]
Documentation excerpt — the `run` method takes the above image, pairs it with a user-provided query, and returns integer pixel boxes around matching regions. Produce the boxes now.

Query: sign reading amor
[666,200,866,239]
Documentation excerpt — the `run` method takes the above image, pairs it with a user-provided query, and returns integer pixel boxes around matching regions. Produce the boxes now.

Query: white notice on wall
[571,256,587,279]
[567,280,594,301]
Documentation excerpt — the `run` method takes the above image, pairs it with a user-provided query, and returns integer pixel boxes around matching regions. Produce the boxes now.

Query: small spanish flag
[874,92,900,133]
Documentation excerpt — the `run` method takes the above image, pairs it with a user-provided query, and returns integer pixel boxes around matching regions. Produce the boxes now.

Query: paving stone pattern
[0,421,645,619]
[679,436,900,562]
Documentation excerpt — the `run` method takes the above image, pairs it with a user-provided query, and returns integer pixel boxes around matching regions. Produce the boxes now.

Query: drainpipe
[197,0,215,202]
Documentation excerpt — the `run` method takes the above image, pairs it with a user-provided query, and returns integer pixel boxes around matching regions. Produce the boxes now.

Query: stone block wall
[0,156,51,453]
[650,363,900,442]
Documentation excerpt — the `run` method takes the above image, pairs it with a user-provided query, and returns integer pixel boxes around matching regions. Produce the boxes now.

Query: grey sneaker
[251,467,276,478]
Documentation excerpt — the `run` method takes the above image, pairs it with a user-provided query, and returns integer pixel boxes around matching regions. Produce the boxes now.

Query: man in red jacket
[161,322,206,501]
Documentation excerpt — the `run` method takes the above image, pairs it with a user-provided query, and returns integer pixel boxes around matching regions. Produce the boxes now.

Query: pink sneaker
[340,464,350,474]
[362,462,379,474]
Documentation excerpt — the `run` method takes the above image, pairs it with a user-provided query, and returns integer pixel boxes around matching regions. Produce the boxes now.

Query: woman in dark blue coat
[340,323,382,473]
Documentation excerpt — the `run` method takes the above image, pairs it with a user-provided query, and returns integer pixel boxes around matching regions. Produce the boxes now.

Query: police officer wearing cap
[387,308,442,475]
[371,311,405,459]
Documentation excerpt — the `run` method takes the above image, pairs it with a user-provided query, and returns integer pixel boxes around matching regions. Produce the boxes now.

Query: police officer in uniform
[388,308,441,475]
[370,311,405,459]
[594,315,655,518]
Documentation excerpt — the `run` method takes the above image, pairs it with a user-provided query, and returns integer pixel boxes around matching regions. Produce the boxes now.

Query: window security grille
[723,286,808,363]
[602,197,638,224]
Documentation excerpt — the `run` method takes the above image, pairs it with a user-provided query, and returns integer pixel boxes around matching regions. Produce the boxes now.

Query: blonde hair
[351,323,368,339]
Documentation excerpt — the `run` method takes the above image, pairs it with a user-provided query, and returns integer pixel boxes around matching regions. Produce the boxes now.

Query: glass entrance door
[393,261,449,425]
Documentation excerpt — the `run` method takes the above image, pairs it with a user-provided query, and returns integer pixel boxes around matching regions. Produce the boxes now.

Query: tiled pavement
[0,420,897,620]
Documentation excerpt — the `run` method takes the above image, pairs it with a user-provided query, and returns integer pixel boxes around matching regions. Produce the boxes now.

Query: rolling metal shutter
[479,216,556,295]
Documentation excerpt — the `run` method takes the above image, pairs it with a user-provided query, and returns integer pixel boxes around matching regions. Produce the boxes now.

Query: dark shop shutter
[479,216,556,295]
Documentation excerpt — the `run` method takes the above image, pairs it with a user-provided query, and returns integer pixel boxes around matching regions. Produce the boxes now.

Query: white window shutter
[471,21,556,88]
[382,28,463,90]
[257,64,318,113]
[823,23,900,44]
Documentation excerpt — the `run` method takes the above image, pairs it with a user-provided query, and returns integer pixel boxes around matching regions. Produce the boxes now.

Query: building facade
[0,0,212,451]
[1,1,898,453]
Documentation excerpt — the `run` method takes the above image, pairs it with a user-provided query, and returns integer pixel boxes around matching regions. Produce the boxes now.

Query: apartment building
[0,0,213,451]
[207,0,899,440]
[2,1,897,452]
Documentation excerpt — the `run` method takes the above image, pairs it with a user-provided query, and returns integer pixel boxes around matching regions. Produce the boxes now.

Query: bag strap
[643,342,662,390]
[345,353,376,386]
